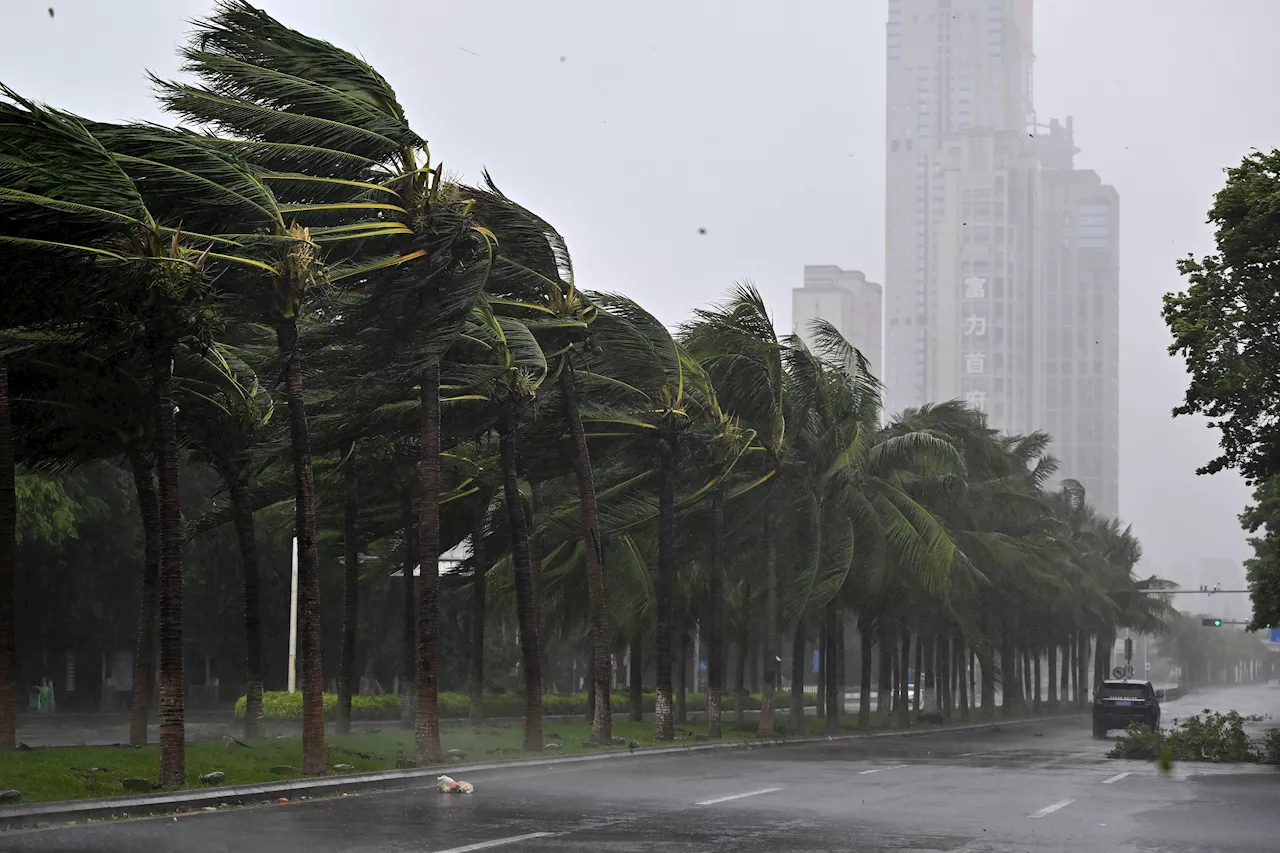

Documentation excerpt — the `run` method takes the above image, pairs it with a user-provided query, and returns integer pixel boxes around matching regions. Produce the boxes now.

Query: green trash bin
[37,683,54,715]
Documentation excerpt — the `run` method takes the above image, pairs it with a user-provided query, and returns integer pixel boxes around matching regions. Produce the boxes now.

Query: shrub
[234,688,821,722]
[1107,723,1165,760]
[1258,728,1280,765]
[1109,711,1267,763]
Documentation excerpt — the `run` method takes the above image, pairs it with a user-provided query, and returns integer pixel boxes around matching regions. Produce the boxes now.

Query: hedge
[235,690,818,721]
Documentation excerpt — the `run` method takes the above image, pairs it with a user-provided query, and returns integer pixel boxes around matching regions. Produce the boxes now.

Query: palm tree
[469,181,614,743]
[337,441,359,736]
[157,1,463,772]
[682,284,790,736]
[0,92,283,783]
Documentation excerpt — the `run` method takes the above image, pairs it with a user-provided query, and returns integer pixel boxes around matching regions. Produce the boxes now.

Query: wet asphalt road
[4,684,1278,852]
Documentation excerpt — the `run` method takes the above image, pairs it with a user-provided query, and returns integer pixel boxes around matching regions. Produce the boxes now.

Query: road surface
[3,683,1277,852]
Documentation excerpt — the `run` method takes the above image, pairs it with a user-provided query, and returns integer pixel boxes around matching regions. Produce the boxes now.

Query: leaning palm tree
[452,303,551,751]
[469,180,614,744]
[0,92,278,783]
[157,0,494,768]
[682,283,791,736]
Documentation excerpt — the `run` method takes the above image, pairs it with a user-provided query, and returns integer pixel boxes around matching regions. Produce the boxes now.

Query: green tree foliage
[1164,149,1280,631]
[0,2,1172,782]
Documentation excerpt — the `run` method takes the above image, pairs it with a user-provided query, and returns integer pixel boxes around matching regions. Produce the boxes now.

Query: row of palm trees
[0,1,1167,787]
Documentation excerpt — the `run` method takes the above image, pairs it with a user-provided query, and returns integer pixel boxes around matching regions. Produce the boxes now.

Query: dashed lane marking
[435,833,558,852]
[858,764,909,775]
[1028,799,1075,819]
[694,787,784,806]
[1102,772,1131,784]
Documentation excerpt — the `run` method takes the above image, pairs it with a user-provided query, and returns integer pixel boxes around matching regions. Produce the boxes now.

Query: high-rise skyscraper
[792,266,883,380]
[1035,119,1120,515]
[884,0,1120,514]
[884,0,1036,424]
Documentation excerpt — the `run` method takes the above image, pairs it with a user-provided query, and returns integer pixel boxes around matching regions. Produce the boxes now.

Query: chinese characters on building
[961,277,988,411]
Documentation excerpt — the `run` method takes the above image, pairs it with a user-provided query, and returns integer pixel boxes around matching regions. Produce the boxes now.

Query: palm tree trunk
[1064,633,1074,703]
[1093,630,1113,697]
[127,451,160,747]
[629,628,643,722]
[1077,633,1090,706]
[414,364,444,764]
[897,627,910,729]
[654,434,677,742]
[836,619,846,715]
[790,619,806,732]
[559,362,612,744]
[227,457,265,741]
[676,620,688,725]
[0,364,17,751]
[400,492,416,729]
[999,620,1018,718]
[468,498,487,728]
[1047,634,1059,710]
[957,641,970,721]
[152,337,185,788]
[913,634,923,713]
[815,622,826,716]
[706,487,725,739]
[498,404,543,752]
[876,621,892,725]
[1022,648,1033,707]
[1032,651,1042,714]
[939,631,952,722]
[735,631,748,722]
[825,602,839,731]
[337,445,359,736]
[275,317,324,776]
[757,489,780,737]
[858,617,873,729]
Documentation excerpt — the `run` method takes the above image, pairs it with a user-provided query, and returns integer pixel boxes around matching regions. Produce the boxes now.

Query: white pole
[287,536,299,693]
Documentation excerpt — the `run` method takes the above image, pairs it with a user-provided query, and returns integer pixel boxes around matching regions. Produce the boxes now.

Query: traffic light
[1201,618,1223,627]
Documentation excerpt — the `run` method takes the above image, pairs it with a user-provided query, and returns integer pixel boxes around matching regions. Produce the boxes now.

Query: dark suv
[1093,679,1161,738]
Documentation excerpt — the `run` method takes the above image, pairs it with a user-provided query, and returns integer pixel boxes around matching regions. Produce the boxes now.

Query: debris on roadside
[436,775,474,794]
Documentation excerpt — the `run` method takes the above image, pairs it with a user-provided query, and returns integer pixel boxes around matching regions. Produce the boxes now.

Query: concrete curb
[0,712,1087,830]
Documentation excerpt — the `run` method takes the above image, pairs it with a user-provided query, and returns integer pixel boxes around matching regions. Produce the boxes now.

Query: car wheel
[1092,721,1106,739]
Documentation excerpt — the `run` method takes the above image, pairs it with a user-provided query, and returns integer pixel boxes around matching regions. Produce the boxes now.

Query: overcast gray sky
[5,1,1277,587]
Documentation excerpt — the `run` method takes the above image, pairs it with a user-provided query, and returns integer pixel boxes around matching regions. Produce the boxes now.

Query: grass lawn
[0,709,1047,805]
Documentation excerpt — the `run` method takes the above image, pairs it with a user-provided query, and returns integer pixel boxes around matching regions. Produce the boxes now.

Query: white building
[792,265,883,383]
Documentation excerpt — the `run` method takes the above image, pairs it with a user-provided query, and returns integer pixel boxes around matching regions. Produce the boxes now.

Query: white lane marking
[695,787,784,806]
[858,764,909,775]
[1028,799,1075,819]
[957,752,975,757]
[434,833,557,852]
[1102,771,1131,784]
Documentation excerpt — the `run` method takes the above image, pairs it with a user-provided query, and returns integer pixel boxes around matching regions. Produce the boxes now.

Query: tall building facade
[792,266,883,380]
[884,0,1036,423]
[1035,119,1120,515]
[884,0,1120,513]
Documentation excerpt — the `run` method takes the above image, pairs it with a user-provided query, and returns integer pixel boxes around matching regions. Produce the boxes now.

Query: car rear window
[1100,683,1147,699]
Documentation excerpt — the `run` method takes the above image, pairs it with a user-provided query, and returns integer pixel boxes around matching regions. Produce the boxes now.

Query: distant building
[792,265,883,382]
[883,0,1036,420]
[883,0,1120,513]
[1034,118,1120,516]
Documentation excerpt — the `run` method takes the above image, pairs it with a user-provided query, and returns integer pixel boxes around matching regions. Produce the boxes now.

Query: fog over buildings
[4,0,1278,593]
